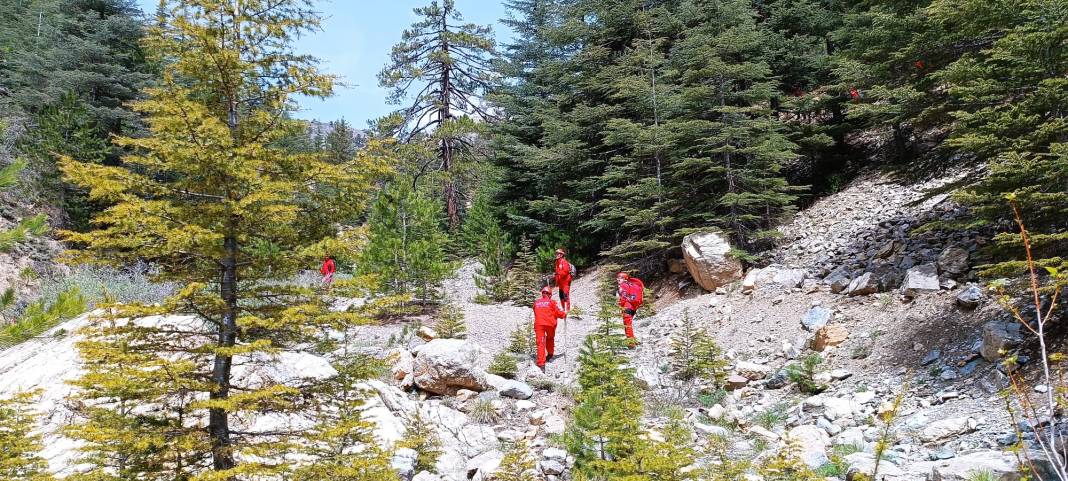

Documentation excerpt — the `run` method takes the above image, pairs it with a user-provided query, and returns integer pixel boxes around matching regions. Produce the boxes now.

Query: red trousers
[622,309,636,338]
[556,277,571,311]
[535,324,556,367]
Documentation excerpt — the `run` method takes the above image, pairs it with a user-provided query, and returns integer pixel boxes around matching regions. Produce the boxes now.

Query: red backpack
[623,278,645,308]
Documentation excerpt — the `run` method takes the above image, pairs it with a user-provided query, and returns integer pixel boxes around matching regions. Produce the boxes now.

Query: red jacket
[533,295,566,327]
[321,258,336,275]
[554,257,572,283]
[618,278,644,310]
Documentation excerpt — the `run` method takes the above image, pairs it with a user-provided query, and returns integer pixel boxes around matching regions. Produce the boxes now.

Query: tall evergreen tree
[360,180,452,301]
[59,0,384,476]
[663,0,799,256]
[0,0,152,134]
[378,0,498,227]
[21,92,110,231]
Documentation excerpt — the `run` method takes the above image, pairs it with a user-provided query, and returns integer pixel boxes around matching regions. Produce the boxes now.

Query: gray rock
[765,370,789,390]
[938,246,970,276]
[681,232,744,291]
[981,321,1024,362]
[539,459,566,476]
[901,264,940,297]
[735,361,772,380]
[920,417,976,442]
[786,425,830,468]
[412,472,441,481]
[956,284,983,309]
[825,267,852,293]
[927,450,1029,480]
[391,448,418,480]
[921,349,942,366]
[498,380,534,400]
[845,272,880,296]
[802,306,834,332]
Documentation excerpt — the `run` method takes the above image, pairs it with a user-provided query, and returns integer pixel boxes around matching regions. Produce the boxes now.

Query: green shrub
[786,354,828,394]
[398,413,442,472]
[434,303,466,339]
[670,311,728,384]
[469,399,500,425]
[0,286,86,349]
[488,351,519,379]
[507,323,534,356]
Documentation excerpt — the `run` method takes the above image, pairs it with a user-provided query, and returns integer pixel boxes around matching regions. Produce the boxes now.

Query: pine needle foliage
[0,391,54,481]
[786,354,828,394]
[360,179,453,301]
[496,439,537,481]
[669,310,728,385]
[0,287,86,350]
[434,303,467,339]
[508,236,543,305]
[292,354,398,481]
[757,441,822,481]
[488,350,520,379]
[398,413,443,473]
[0,160,49,253]
[507,322,535,356]
[57,1,387,477]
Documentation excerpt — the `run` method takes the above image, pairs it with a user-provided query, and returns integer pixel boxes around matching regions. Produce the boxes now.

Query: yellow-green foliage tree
[59,0,386,478]
[0,391,53,481]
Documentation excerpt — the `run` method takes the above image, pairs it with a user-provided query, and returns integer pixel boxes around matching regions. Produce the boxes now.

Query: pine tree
[434,303,467,339]
[397,413,443,473]
[378,0,498,227]
[323,118,361,164]
[360,180,452,301]
[0,160,48,252]
[488,350,520,379]
[0,391,54,481]
[58,1,384,477]
[0,0,152,135]
[664,0,799,257]
[464,189,515,302]
[21,92,110,231]
[508,236,543,305]
[495,439,537,481]
[293,354,398,481]
[507,322,535,356]
[669,311,728,385]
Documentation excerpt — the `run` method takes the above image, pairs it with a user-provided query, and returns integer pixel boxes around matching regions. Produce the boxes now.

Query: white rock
[823,397,855,420]
[411,339,490,395]
[920,417,976,443]
[681,232,744,291]
[787,425,830,468]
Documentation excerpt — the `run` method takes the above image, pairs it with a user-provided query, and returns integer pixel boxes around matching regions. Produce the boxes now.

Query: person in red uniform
[533,285,567,372]
[617,272,645,346]
[553,248,574,312]
[320,256,336,288]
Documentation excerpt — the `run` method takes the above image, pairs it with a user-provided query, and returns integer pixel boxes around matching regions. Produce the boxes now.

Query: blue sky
[135,0,512,127]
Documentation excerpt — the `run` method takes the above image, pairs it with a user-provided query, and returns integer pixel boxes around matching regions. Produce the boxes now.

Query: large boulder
[981,321,1024,362]
[681,232,743,291]
[927,450,1029,480]
[411,339,490,395]
[742,265,807,292]
[901,264,940,297]
[920,416,977,443]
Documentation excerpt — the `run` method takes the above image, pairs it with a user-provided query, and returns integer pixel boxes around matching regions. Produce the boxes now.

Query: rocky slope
[0,167,1048,481]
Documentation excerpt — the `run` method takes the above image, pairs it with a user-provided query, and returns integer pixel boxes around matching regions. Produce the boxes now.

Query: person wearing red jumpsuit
[533,286,566,372]
[320,256,336,288]
[553,248,573,312]
[617,272,644,346]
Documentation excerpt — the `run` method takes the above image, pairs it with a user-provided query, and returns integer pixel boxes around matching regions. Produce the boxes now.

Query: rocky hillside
[0,168,1048,481]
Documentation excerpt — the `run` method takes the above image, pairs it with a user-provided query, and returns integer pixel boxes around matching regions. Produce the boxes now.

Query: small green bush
[507,323,534,356]
[434,303,466,339]
[786,354,828,394]
[397,413,442,472]
[488,351,519,379]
